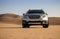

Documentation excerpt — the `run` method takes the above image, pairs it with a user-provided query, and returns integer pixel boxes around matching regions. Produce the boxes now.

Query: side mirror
[45,13,48,15]
[23,13,25,15]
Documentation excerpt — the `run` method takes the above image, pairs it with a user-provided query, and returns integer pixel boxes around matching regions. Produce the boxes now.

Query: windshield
[27,10,45,14]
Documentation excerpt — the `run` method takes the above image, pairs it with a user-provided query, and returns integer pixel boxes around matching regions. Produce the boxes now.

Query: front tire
[22,24,30,28]
[43,24,49,28]
[22,24,26,28]
[22,21,30,28]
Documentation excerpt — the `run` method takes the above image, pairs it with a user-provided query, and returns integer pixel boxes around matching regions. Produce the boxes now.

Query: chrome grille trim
[28,15,40,19]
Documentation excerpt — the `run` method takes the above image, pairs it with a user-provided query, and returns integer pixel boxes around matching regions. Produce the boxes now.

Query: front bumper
[22,20,48,25]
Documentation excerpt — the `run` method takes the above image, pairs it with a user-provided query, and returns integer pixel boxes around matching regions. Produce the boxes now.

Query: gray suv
[22,9,49,28]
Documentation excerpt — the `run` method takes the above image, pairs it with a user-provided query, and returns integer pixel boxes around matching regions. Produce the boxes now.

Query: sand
[0,14,60,39]
[0,22,60,39]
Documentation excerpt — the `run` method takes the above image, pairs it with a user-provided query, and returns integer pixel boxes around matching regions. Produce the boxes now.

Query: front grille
[28,15,40,19]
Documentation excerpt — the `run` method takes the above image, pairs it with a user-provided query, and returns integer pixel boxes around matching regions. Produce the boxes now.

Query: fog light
[26,20,28,22]
[43,22,45,24]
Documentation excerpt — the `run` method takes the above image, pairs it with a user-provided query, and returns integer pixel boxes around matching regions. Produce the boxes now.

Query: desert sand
[0,14,60,39]
[0,23,60,39]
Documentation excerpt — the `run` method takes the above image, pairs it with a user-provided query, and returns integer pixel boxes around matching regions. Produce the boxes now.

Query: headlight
[43,15,46,18]
[42,15,48,20]
[23,16,28,19]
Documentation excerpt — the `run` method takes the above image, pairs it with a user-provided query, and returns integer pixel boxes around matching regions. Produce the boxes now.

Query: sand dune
[0,13,60,25]
[0,13,22,25]
[49,17,60,25]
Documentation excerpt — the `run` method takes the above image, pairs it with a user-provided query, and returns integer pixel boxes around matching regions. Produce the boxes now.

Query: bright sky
[0,0,60,17]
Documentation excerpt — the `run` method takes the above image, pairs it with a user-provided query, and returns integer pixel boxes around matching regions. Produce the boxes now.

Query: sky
[0,0,60,17]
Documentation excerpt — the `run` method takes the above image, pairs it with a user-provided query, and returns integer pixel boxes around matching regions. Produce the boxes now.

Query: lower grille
[28,21,42,24]
[28,21,41,23]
